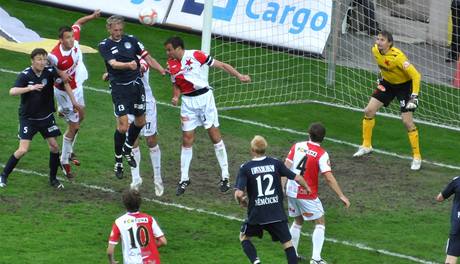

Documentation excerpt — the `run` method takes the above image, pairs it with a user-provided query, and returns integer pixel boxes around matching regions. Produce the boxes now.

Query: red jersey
[49,25,86,90]
[109,211,164,264]
[285,141,331,200]
[167,49,214,94]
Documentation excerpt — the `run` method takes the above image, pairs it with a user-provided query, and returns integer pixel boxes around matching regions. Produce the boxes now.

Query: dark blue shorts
[447,234,460,257]
[240,220,292,244]
[111,79,146,117]
[18,115,61,140]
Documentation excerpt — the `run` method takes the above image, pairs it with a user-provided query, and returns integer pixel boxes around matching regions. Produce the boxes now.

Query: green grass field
[1,1,460,263]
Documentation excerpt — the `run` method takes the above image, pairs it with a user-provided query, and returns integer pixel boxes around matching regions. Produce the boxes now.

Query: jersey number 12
[256,174,275,197]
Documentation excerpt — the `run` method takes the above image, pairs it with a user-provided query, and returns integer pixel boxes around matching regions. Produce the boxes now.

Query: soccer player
[99,15,166,179]
[0,48,77,189]
[284,123,350,264]
[164,36,251,196]
[49,9,101,179]
[235,135,309,264]
[107,189,167,264]
[353,30,422,170]
[436,176,460,264]
[123,58,163,196]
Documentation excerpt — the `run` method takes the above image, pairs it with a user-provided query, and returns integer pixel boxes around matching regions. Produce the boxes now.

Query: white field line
[1,67,459,171]
[1,165,439,264]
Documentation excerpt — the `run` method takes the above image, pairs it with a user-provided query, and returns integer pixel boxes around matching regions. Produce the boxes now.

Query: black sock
[241,240,258,263]
[2,154,20,178]
[285,246,298,264]
[114,129,125,162]
[125,123,143,149]
[49,152,60,182]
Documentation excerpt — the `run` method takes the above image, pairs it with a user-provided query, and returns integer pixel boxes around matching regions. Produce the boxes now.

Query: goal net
[208,0,460,130]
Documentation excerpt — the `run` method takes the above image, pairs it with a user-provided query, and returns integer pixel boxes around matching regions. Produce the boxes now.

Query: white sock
[61,136,73,164]
[180,146,193,182]
[290,222,302,252]
[149,145,162,182]
[130,147,141,182]
[312,224,325,261]
[214,140,229,179]
[72,131,78,149]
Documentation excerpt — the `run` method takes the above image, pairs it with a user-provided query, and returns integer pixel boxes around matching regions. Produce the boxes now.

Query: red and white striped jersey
[109,212,164,264]
[167,50,214,94]
[285,141,331,200]
[49,25,88,90]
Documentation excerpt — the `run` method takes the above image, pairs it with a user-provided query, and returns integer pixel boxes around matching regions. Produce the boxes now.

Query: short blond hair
[107,15,124,28]
[251,135,267,155]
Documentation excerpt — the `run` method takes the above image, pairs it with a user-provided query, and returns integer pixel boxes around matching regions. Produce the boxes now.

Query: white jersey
[109,212,164,264]
[48,25,88,90]
[139,59,154,102]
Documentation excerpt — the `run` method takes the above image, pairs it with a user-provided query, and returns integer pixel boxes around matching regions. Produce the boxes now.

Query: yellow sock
[362,117,375,148]
[408,128,421,160]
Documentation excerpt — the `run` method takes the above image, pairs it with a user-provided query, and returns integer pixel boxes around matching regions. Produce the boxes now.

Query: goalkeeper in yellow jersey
[353,31,422,170]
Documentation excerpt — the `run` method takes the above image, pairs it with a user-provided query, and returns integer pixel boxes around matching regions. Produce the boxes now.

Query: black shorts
[447,234,460,256]
[110,79,146,117]
[18,115,61,140]
[371,79,414,113]
[240,220,292,244]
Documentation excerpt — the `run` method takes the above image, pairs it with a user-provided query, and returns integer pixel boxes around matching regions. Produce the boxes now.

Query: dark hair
[30,48,47,59]
[122,189,142,212]
[164,36,184,49]
[58,26,72,39]
[308,122,326,143]
[379,30,393,47]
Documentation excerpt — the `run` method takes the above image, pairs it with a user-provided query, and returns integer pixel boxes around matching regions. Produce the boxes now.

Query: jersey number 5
[256,174,275,197]
[128,226,150,248]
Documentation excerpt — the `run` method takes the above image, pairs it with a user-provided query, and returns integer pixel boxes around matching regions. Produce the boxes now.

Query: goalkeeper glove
[376,78,385,92]
[406,94,418,110]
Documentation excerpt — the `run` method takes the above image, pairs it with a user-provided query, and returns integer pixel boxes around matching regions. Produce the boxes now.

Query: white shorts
[128,99,157,137]
[54,87,85,123]
[180,89,219,131]
[287,197,324,221]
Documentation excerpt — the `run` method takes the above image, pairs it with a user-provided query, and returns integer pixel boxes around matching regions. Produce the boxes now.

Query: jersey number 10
[128,225,150,248]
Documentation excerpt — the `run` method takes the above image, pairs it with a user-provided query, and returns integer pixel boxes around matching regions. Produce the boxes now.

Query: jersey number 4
[256,174,275,197]
[128,226,150,248]
[296,155,309,176]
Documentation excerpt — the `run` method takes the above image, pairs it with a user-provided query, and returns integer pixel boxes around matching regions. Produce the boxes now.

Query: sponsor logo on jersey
[124,42,132,49]
[41,78,48,86]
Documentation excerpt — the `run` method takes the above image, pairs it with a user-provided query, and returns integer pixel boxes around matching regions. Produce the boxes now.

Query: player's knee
[15,148,28,158]
[364,107,376,118]
[49,143,60,153]
[146,136,157,148]
[117,125,129,134]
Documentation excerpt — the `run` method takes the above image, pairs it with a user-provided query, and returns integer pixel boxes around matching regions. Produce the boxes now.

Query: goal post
[203,0,460,130]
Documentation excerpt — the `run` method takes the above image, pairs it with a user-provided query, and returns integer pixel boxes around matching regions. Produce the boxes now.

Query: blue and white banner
[167,0,332,54]
[35,0,172,24]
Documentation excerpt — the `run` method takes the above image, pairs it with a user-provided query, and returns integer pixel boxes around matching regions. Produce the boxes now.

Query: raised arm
[144,54,166,75]
[74,9,101,27]
[212,59,251,83]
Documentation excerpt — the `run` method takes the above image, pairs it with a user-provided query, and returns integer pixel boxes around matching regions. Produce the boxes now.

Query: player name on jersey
[250,165,275,175]
[255,195,279,206]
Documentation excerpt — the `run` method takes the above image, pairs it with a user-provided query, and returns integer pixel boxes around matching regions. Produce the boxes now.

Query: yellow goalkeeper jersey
[371,44,421,94]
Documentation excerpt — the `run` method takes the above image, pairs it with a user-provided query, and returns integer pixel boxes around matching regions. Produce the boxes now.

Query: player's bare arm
[323,172,350,208]
[144,54,166,75]
[9,84,44,95]
[106,244,119,264]
[293,174,310,194]
[155,236,167,247]
[436,193,445,202]
[171,84,181,106]
[108,59,137,70]
[235,189,248,208]
[74,9,101,27]
[212,59,251,83]
[63,82,84,115]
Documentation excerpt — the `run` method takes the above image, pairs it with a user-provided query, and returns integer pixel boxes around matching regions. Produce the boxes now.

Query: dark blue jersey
[235,156,296,225]
[14,66,58,119]
[98,35,147,84]
[442,176,460,235]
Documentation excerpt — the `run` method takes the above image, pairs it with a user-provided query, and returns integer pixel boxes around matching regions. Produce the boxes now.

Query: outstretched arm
[144,54,166,75]
[74,9,101,27]
[212,59,251,83]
